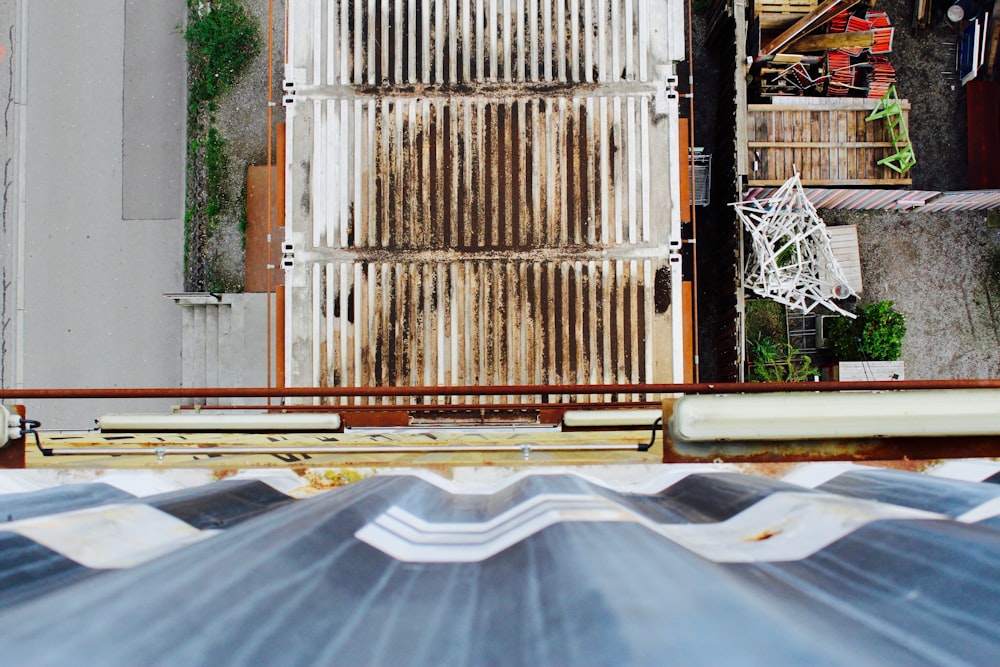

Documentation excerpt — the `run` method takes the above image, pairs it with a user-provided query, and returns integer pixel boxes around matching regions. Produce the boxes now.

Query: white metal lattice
[734,174,857,318]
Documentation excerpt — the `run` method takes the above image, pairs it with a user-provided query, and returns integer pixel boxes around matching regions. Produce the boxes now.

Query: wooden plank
[787,30,875,52]
[750,101,911,111]
[762,0,858,55]
[245,165,284,293]
[682,281,694,384]
[967,80,1000,189]
[987,0,1000,77]
[756,0,816,12]
[678,118,691,223]
[749,140,893,148]
[828,225,862,293]
[736,0,750,178]
[748,178,912,185]
[838,361,904,382]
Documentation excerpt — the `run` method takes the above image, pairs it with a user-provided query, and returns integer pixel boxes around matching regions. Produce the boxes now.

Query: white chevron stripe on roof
[378,466,728,495]
[357,493,633,562]
[0,470,218,497]
[357,490,943,563]
[957,497,1000,524]
[657,493,941,563]
[0,504,218,569]
[781,463,862,489]
[927,460,1000,483]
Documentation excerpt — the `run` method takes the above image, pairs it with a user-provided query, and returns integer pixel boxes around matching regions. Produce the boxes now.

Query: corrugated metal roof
[2,462,1000,664]
[283,0,688,401]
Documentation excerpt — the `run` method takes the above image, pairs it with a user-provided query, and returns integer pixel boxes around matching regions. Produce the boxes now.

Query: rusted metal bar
[663,435,1000,464]
[172,401,661,412]
[6,379,1000,399]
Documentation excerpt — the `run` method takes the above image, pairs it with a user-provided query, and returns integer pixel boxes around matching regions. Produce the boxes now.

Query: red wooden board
[967,80,1000,190]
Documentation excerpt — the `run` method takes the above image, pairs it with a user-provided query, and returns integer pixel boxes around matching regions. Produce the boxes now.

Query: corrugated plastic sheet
[1,463,1000,664]
[744,187,1000,211]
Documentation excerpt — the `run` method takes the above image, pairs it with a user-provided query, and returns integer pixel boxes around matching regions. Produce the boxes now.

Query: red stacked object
[826,50,854,95]
[866,56,896,98]
[821,9,897,98]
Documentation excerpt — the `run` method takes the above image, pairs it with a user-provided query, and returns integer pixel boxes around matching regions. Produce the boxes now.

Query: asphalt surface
[1,0,186,428]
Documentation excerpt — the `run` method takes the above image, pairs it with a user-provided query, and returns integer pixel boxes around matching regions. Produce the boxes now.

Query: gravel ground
[191,0,285,292]
[822,207,1000,379]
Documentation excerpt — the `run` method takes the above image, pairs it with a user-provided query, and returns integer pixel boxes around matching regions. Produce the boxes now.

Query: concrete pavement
[3,0,187,427]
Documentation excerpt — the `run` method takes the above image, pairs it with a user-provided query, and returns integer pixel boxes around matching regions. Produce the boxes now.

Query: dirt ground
[693,0,1000,380]
[192,0,285,292]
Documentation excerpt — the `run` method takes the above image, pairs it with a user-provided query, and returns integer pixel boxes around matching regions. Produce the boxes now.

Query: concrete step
[231,294,270,407]
[175,295,273,408]
[204,304,219,405]
[216,303,233,406]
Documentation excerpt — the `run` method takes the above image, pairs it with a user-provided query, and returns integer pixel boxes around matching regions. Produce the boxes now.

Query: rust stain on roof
[284,0,684,403]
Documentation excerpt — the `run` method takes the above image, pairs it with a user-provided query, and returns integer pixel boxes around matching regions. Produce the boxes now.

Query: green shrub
[827,300,906,361]
[747,334,818,382]
[185,0,261,105]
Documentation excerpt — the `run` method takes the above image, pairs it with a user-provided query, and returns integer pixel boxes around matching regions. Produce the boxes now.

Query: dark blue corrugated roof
[0,466,998,665]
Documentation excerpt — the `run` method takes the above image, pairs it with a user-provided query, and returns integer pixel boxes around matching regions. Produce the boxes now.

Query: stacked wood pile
[751,0,899,99]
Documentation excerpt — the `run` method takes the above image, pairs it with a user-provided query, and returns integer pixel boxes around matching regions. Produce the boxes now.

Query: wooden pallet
[755,0,819,30]
[747,101,913,186]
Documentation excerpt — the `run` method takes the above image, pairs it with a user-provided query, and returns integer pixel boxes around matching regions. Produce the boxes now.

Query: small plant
[185,0,261,106]
[826,300,907,361]
[748,339,818,383]
[748,334,818,382]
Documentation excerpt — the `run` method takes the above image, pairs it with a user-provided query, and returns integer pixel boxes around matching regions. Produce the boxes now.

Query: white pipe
[563,409,661,428]
[669,389,1000,442]
[98,413,342,432]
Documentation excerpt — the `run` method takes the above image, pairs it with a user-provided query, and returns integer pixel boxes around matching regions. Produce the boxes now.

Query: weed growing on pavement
[183,0,260,290]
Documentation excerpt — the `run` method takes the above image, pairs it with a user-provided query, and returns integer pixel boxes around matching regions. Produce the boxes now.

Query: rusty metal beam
[6,379,1000,399]
[662,434,1000,464]
[172,401,661,412]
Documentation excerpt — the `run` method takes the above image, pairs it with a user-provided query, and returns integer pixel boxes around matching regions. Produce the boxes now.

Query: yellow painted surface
[27,428,663,469]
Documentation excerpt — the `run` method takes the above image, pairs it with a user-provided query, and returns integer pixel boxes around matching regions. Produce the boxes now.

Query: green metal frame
[865,85,916,175]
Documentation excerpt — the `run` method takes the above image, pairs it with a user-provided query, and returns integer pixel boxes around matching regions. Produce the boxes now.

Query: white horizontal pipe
[563,409,662,428]
[669,390,1000,442]
[98,413,342,433]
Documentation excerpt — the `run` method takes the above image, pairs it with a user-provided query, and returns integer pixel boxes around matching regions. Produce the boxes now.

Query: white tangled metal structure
[735,174,856,318]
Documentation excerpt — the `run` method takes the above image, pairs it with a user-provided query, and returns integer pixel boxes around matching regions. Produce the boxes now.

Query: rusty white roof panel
[1,466,1000,664]
[286,0,684,86]
[286,259,671,400]
[296,96,666,251]
[284,0,687,394]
